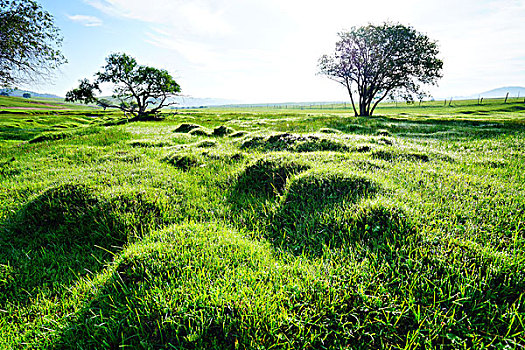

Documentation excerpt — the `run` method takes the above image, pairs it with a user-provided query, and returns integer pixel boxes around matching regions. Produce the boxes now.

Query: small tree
[66,53,181,119]
[318,22,443,116]
[0,0,66,87]
[22,92,30,98]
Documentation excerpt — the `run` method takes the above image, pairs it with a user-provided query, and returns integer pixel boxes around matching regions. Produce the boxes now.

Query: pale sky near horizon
[29,0,525,103]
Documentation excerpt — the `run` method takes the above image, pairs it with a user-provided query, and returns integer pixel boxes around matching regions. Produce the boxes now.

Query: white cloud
[83,0,525,102]
[66,14,103,27]
[84,0,233,36]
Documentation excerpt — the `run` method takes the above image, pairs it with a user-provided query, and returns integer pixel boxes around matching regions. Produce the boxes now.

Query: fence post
[504,92,509,104]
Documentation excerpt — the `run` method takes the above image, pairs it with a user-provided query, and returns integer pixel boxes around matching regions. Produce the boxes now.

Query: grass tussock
[212,125,235,136]
[194,139,217,148]
[163,152,202,170]
[240,132,350,152]
[189,127,212,136]
[8,183,170,247]
[173,123,201,133]
[280,169,380,209]
[234,153,310,196]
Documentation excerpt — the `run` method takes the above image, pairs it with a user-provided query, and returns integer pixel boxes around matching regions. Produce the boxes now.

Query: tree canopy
[0,0,66,87]
[318,23,443,116]
[66,53,181,119]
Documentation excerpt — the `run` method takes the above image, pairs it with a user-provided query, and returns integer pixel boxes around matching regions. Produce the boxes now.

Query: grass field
[1,96,525,348]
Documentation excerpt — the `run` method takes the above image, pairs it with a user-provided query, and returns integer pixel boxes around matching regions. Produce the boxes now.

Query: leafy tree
[22,92,30,98]
[66,53,181,119]
[318,22,443,116]
[0,0,66,87]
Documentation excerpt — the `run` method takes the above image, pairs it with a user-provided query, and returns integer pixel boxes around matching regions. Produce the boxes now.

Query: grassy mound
[2,184,171,304]
[280,169,380,210]
[173,123,201,133]
[234,154,310,196]
[189,127,212,136]
[344,198,413,244]
[371,149,430,162]
[267,169,384,254]
[240,132,349,152]
[43,223,343,349]
[163,152,201,170]
[194,139,217,148]
[9,183,102,245]
[28,126,102,143]
[8,183,170,246]
[212,125,234,136]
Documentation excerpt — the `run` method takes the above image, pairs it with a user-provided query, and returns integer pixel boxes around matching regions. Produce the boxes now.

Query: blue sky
[32,0,525,103]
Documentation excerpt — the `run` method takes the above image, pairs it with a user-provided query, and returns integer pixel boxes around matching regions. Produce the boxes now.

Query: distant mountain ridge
[0,88,62,99]
[460,86,525,100]
[478,86,525,98]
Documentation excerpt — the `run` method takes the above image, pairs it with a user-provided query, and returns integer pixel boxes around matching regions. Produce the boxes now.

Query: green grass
[0,99,525,348]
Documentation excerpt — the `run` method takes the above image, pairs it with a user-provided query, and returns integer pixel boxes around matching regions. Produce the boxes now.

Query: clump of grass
[346,198,413,243]
[212,125,234,136]
[292,137,349,152]
[8,183,171,247]
[280,169,380,210]
[235,153,310,196]
[40,223,332,349]
[240,132,349,152]
[163,152,201,170]
[189,127,212,136]
[194,139,217,148]
[173,123,201,133]
[9,183,102,245]
[266,170,389,255]
[376,136,394,145]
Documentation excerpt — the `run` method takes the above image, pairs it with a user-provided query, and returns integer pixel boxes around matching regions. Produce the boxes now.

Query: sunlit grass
[0,99,524,348]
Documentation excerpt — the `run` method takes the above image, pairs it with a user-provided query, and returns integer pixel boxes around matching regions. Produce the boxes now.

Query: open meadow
[1,96,525,348]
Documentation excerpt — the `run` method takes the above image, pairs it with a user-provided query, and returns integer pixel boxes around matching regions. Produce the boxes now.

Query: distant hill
[0,88,62,99]
[477,87,525,98]
[457,86,525,100]
[169,96,240,108]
